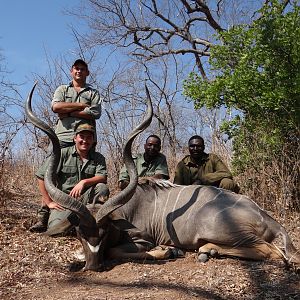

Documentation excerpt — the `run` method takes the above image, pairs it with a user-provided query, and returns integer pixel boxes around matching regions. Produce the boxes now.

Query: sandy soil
[0,193,299,300]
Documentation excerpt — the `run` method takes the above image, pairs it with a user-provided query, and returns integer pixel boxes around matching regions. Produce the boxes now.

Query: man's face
[71,64,89,81]
[74,131,94,153]
[188,138,205,160]
[144,137,161,157]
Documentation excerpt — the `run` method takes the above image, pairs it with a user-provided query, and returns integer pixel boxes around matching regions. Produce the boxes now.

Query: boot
[29,206,50,233]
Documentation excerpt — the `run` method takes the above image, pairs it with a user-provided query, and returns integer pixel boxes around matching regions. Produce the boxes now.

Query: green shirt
[118,153,169,182]
[52,82,102,143]
[173,153,233,186]
[36,145,107,194]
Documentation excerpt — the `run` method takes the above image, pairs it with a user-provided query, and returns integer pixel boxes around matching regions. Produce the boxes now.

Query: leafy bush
[184,0,300,209]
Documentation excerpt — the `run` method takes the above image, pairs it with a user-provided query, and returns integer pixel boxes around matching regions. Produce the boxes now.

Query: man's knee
[46,210,73,236]
[95,183,109,202]
[219,178,239,193]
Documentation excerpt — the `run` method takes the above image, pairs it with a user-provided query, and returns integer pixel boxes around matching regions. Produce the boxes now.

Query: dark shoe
[29,220,47,233]
[29,206,49,233]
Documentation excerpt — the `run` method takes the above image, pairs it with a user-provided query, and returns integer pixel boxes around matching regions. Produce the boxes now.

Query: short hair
[146,134,161,145]
[188,135,204,144]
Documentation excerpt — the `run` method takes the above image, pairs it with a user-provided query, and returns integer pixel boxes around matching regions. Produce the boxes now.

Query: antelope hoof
[209,248,218,257]
[198,253,209,263]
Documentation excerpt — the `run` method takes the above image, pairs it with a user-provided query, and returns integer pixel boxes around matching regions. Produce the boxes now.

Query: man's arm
[173,162,185,185]
[52,101,89,113]
[199,154,233,185]
[52,100,101,120]
[69,175,107,198]
[69,109,94,120]
[37,178,64,210]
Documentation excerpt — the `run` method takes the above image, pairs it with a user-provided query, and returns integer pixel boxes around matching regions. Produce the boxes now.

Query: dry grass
[236,159,300,214]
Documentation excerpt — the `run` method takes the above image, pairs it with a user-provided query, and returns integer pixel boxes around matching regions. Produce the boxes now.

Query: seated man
[173,135,239,193]
[118,134,169,190]
[31,123,109,235]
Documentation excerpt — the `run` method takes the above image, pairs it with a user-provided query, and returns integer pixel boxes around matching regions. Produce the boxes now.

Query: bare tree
[71,0,263,78]
[0,52,26,193]
[20,1,264,186]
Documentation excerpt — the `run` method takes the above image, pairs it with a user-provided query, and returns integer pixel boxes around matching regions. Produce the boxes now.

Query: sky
[0,0,81,97]
[0,1,89,153]
[0,0,256,153]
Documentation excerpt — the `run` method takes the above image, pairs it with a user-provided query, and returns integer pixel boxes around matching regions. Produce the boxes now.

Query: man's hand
[48,201,65,211]
[69,181,86,198]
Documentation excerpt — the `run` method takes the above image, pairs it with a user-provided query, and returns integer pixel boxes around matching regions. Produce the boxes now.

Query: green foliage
[184,0,300,175]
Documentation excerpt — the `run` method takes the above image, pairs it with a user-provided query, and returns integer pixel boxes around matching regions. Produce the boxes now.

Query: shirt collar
[68,81,91,90]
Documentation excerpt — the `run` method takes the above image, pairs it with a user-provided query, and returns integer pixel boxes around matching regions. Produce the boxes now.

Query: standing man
[30,59,103,232]
[52,59,102,147]
[34,123,109,236]
[174,135,239,192]
[118,135,170,190]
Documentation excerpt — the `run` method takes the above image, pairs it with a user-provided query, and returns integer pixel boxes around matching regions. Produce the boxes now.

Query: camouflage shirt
[118,153,170,182]
[173,153,233,186]
[36,145,107,194]
[52,82,102,143]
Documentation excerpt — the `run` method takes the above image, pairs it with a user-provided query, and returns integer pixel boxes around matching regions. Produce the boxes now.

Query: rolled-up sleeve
[83,90,102,119]
[94,153,108,177]
[51,85,66,107]
[35,157,51,180]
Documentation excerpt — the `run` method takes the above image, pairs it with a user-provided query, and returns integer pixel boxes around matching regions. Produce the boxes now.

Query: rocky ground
[0,193,299,300]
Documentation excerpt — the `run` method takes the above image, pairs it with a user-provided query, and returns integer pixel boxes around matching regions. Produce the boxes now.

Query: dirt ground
[0,193,299,300]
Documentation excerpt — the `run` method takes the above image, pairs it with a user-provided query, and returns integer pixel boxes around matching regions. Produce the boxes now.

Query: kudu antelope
[26,83,300,271]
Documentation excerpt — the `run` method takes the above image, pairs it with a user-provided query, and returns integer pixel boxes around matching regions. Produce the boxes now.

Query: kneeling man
[34,123,109,235]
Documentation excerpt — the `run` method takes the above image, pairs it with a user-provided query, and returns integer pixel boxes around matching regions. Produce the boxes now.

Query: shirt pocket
[64,96,74,103]
[61,165,77,176]
[84,164,96,178]
[59,165,78,190]
[79,94,91,104]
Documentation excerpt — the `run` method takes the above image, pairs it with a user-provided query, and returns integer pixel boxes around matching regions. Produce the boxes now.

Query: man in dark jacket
[174,135,239,192]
